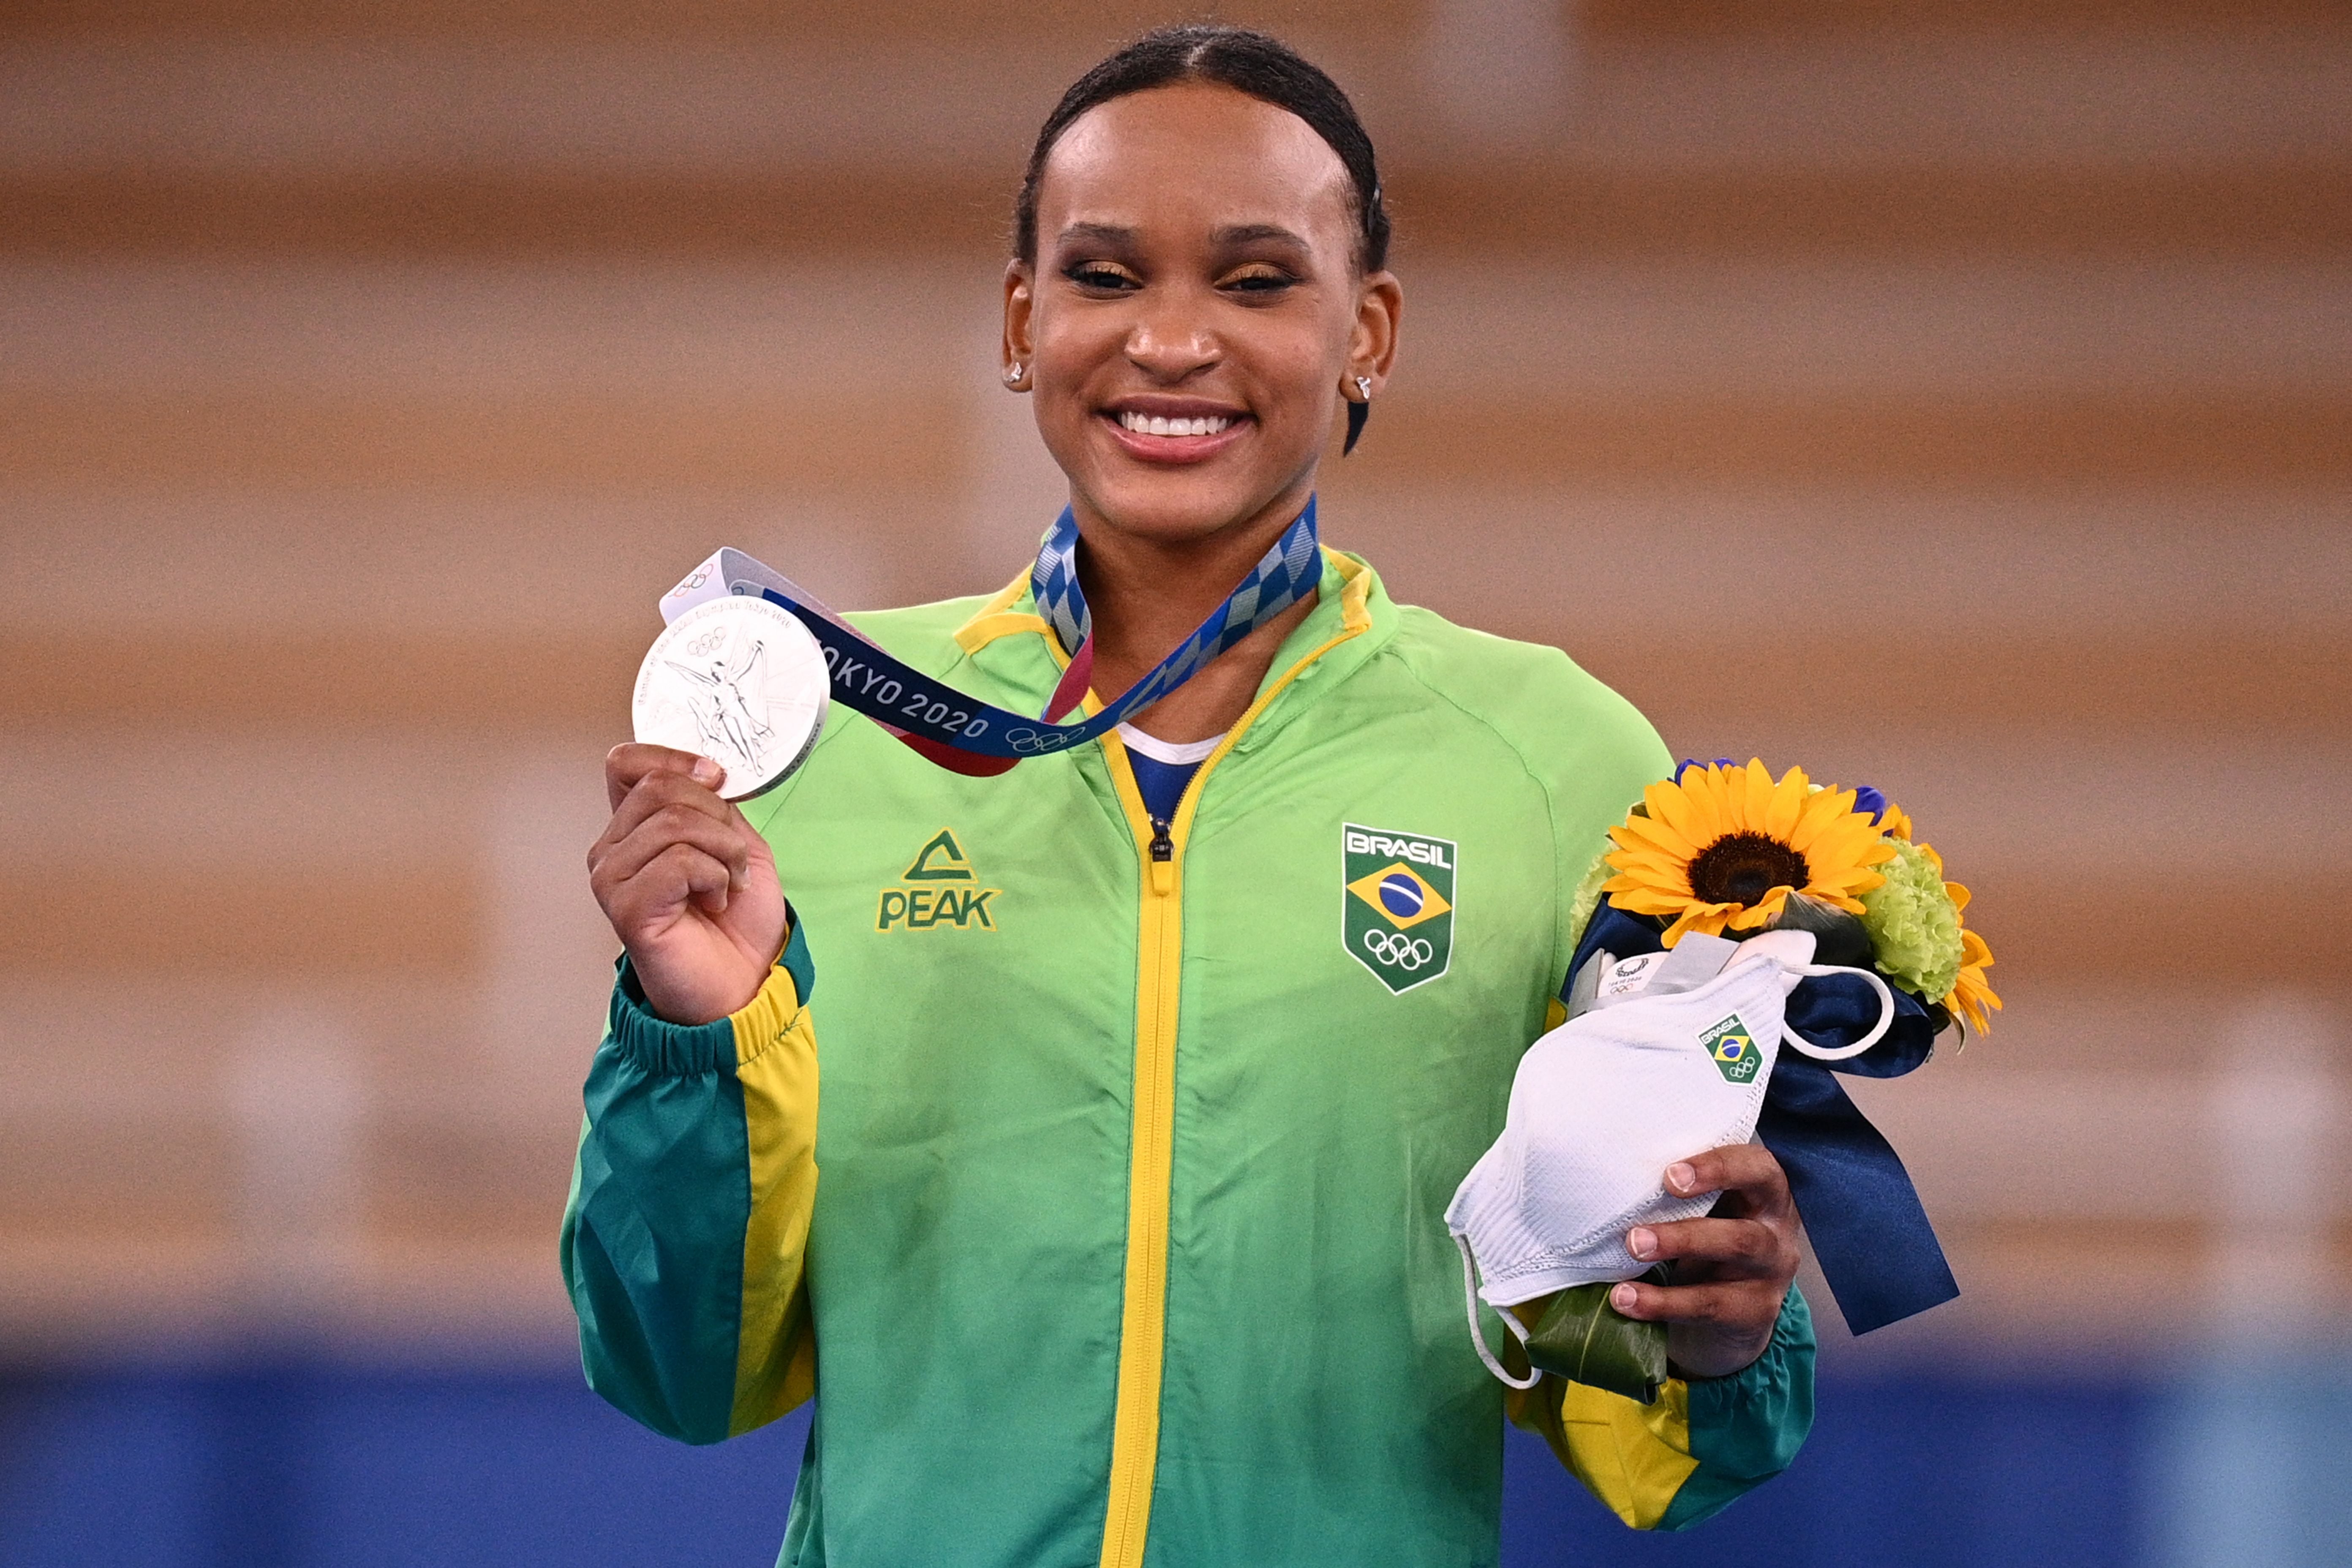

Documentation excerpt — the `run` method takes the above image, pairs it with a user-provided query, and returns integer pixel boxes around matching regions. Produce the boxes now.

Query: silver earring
[1353,376,1372,401]
[1004,364,1025,384]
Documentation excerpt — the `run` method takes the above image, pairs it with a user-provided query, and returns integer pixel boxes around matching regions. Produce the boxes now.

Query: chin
[1072,437,1315,546]
[1084,468,1279,544]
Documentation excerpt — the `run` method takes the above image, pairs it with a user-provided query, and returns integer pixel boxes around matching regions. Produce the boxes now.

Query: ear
[1002,259,1036,390]
[1345,269,1403,400]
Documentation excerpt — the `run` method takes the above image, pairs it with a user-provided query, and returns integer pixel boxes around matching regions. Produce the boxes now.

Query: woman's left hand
[1611,1143,1801,1379]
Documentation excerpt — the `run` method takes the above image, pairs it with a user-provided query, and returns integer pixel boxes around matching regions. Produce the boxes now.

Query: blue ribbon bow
[1566,906,1960,1335]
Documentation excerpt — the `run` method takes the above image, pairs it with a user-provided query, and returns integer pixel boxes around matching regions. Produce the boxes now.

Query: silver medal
[632,595,830,801]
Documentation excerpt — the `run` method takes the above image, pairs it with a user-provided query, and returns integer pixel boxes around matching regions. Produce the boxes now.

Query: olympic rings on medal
[1363,929,1435,969]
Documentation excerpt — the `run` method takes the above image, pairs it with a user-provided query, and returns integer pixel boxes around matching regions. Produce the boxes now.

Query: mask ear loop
[1781,963,1897,1062]
[1454,1233,1542,1389]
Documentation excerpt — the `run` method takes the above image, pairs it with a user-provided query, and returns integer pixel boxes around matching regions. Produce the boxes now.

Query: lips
[1100,399,1251,464]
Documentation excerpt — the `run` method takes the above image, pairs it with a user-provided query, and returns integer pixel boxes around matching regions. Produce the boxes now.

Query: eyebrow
[1055,222,1138,248]
[1213,223,1310,249]
[1051,221,1314,250]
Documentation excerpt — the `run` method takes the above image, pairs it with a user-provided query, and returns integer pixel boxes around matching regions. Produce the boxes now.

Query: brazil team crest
[1342,823,1456,994]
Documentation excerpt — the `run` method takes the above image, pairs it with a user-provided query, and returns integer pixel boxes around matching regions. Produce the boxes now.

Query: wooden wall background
[3,0,2346,1359]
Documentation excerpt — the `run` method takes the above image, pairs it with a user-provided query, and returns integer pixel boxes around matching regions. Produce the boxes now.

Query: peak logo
[877,828,1000,933]
[901,829,974,882]
[1342,823,1456,994]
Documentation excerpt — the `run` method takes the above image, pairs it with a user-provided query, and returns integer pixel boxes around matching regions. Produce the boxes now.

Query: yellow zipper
[1092,567,1371,1568]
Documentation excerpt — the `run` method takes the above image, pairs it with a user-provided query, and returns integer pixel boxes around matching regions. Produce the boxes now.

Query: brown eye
[1223,267,1297,295]
[1066,263,1139,291]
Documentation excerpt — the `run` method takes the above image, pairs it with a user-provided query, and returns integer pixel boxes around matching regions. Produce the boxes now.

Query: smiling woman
[564,24,1816,1568]
[1000,42,1401,745]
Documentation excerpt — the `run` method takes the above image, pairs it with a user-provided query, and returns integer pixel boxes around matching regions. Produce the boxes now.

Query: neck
[1070,481,1320,745]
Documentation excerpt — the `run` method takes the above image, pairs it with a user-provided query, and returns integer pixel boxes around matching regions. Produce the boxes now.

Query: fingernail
[691,757,723,786]
[1628,1227,1656,1260]
[1666,1162,1696,1195]
[1610,1284,1638,1312]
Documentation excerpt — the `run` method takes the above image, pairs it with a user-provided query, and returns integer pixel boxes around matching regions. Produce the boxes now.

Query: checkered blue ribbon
[1030,498,1322,713]
[659,499,1322,776]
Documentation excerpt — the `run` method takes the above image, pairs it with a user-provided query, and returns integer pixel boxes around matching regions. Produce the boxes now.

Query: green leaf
[1522,1273,1671,1405]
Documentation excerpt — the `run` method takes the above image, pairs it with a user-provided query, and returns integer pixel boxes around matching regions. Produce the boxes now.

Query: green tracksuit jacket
[561,547,1816,1568]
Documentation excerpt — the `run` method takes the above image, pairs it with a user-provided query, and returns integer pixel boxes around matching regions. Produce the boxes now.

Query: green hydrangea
[1858,838,1964,999]
[1565,846,1616,953]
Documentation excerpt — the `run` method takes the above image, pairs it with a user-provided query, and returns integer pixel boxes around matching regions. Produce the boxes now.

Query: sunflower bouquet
[1482,761,1993,1402]
[1570,757,1998,1039]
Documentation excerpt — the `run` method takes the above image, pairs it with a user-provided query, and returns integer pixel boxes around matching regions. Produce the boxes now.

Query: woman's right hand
[590,744,787,1026]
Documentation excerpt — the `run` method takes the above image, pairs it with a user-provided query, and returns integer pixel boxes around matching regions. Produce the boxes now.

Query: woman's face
[1006,82,1400,548]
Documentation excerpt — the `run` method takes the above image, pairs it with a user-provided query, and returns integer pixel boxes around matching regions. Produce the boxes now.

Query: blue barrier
[0,1356,2333,1567]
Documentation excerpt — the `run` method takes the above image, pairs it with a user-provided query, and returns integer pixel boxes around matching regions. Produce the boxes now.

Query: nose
[1123,306,1219,383]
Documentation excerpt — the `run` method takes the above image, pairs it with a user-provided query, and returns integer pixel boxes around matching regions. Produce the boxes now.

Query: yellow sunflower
[1603,760,1897,945]
[1940,884,2001,1036]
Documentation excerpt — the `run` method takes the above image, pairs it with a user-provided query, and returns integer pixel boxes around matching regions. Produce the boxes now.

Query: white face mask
[1445,930,1894,1388]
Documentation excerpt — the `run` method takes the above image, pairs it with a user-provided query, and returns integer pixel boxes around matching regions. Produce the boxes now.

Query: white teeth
[1120,412,1232,437]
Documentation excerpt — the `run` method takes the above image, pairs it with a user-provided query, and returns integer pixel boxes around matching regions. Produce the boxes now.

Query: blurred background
[2,0,2347,1563]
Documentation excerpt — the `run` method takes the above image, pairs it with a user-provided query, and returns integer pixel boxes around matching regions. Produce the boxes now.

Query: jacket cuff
[607,905,814,1079]
[1683,1283,1816,1473]
[608,957,740,1078]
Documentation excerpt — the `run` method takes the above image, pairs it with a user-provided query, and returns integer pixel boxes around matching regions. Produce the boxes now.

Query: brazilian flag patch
[1342,823,1456,994]
[1699,1013,1763,1084]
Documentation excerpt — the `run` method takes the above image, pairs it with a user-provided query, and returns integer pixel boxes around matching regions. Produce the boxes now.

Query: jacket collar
[949,545,1397,745]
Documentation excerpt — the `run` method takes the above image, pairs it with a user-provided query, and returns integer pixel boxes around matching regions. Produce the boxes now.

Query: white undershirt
[1113,724,1226,765]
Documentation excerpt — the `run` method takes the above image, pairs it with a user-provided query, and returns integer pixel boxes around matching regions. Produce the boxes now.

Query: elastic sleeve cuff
[608,958,740,1078]
[1683,1283,1817,1476]
[607,904,814,1080]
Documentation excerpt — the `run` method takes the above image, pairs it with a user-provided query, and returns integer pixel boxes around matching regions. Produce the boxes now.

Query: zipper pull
[1148,816,1174,895]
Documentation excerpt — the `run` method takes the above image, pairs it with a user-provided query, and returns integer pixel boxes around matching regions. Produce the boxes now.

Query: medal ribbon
[659,499,1323,776]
